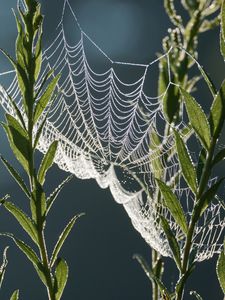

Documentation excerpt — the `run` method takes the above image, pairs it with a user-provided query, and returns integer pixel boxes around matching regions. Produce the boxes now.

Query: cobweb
[0,0,224,261]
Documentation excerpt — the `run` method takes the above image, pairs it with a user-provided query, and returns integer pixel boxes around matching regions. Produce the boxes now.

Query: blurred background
[0,0,224,299]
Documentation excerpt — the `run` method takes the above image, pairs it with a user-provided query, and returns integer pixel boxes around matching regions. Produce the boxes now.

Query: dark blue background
[0,1,224,299]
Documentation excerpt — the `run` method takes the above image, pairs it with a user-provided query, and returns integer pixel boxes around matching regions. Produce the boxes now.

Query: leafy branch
[0,1,83,299]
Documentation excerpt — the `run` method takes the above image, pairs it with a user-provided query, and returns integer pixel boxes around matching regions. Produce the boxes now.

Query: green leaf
[160,216,182,270]
[217,249,225,295]
[149,129,163,179]
[196,64,216,97]
[180,87,211,150]
[1,233,47,287]
[198,178,224,216]
[175,264,195,297]
[213,148,225,166]
[156,179,188,235]
[46,175,74,215]
[54,258,69,300]
[34,30,43,81]
[0,200,38,245]
[0,156,30,198]
[33,74,60,124]
[163,84,180,124]
[0,247,9,289]
[37,140,58,185]
[1,119,29,174]
[174,130,197,194]
[190,291,203,300]
[220,30,225,61]
[209,79,225,140]
[221,0,225,42]
[196,148,206,184]
[133,254,171,299]
[50,213,84,267]
[10,290,19,300]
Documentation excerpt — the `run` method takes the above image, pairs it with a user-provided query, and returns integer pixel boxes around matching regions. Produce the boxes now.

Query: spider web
[0,0,224,261]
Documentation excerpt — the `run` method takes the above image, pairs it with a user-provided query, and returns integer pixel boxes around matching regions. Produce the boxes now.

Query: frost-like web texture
[0,0,224,261]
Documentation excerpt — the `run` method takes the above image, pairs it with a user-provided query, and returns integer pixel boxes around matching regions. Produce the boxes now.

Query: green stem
[152,249,159,300]
[176,139,217,300]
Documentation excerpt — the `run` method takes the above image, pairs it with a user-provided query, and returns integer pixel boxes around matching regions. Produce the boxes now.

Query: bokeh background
[0,1,224,299]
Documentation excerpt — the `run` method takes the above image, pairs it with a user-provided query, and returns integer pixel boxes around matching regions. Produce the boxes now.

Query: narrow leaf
[156,179,188,235]
[1,233,47,287]
[174,130,197,194]
[180,87,211,150]
[50,214,84,267]
[1,123,29,174]
[54,258,69,300]
[213,148,225,166]
[0,200,38,245]
[198,178,224,216]
[133,254,171,299]
[10,290,19,300]
[0,247,9,288]
[220,30,225,61]
[37,140,58,185]
[160,216,182,270]
[33,74,60,124]
[0,156,30,198]
[217,249,225,295]
[34,30,43,81]
[46,175,74,215]
[209,79,225,140]
[196,148,206,184]
[190,291,203,300]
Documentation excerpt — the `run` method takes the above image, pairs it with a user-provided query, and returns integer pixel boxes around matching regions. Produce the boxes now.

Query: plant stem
[151,249,160,300]
[176,139,217,300]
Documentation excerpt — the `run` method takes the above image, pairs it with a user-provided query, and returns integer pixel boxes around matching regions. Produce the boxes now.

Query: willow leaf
[0,156,30,198]
[213,148,225,166]
[180,87,211,150]
[34,30,43,81]
[190,291,203,300]
[10,290,19,300]
[221,0,225,41]
[33,74,60,124]
[156,179,188,235]
[174,130,197,194]
[217,249,225,295]
[198,178,224,217]
[50,214,84,267]
[37,140,58,185]
[0,247,9,289]
[133,254,171,299]
[0,201,38,245]
[209,79,225,140]
[1,233,47,287]
[54,258,69,300]
[220,30,225,61]
[46,175,74,215]
[160,216,182,270]
[1,123,29,174]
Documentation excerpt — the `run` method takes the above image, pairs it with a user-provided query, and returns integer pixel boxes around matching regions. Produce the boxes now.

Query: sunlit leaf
[10,290,19,300]
[133,254,171,299]
[0,156,30,198]
[190,290,203,300]
[46,175,74,215]
[174,130,197,194]
[217,247,225,295]
[0,247,9,289]
[50,213,84,267]
[209,79,225,140]
[33,74,60,124]
[0,200,38,245]
[180,87,211,150]
[156,179,188,235]
[37,140,58,185]
[160,216,182,270]
[1,233,47,287]
[54,258,69,300]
